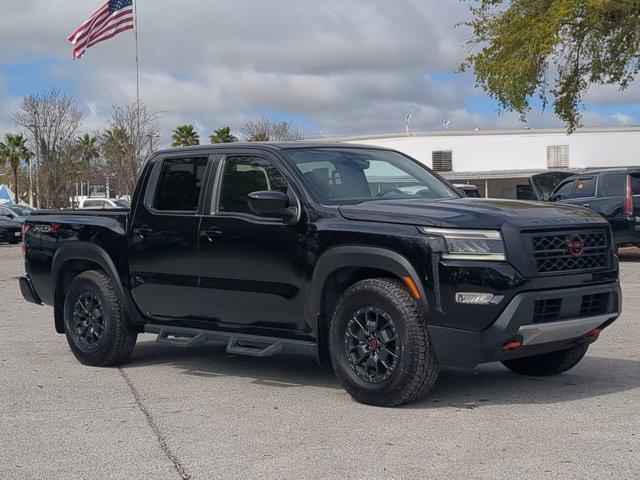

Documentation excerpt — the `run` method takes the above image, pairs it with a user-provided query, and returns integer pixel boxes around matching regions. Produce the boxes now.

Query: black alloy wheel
[63,270,137,366]
[329,278,439,406]
[344,306,399,383]
[72,291,105,349]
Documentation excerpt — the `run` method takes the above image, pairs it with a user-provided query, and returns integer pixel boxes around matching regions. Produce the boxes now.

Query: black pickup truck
[20,143,621,406]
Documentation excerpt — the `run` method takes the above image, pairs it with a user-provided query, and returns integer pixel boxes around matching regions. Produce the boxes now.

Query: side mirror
[247,190,294,218]
[6,213,15,219]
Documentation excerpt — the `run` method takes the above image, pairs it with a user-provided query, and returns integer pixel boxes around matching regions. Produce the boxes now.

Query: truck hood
[338,198,608,230]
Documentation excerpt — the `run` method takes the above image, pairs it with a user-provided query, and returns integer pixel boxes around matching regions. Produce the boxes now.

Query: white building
[331,126,640,199]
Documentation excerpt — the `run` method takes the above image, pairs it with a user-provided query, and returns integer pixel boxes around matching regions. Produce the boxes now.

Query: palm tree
[209,126,238,144]
[100,127,131,197]
[75,133,100,197]
[0,133,32,204]
[171,125,200,147]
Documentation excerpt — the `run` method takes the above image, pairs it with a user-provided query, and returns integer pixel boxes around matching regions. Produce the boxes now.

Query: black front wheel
[64,270,137,367]
[329,278,439,407]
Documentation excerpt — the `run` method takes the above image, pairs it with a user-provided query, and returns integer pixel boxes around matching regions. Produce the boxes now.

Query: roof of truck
[154,142,392,156]
[579,167,640,175]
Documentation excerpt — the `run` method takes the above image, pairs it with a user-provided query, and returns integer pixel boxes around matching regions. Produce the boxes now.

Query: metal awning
[441,168,583,181]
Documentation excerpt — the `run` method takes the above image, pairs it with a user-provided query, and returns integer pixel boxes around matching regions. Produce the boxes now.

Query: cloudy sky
[1,0,639,145]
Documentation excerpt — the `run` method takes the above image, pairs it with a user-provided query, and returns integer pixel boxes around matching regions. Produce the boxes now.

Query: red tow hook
[586,327,603,338]
[501,341,522,351]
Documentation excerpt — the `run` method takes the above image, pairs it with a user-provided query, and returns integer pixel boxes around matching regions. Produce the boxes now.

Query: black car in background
[0,216,22,244]
[547,168,640,248]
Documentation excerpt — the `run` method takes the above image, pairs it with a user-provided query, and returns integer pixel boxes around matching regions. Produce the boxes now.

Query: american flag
[68,0,135,59]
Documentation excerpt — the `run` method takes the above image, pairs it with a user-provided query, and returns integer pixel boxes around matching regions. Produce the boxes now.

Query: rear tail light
[625,175,633,216]
[21,225,28,257]
[21,224,30,257]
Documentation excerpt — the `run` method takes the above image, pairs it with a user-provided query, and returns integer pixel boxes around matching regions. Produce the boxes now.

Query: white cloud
[0,0,637,144]
[611,112,634,125]
[586,81,640,106]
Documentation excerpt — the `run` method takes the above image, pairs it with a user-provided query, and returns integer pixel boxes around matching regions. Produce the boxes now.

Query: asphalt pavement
[1,243,638,480]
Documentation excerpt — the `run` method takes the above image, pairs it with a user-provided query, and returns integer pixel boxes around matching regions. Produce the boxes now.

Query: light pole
[405,114,413,134]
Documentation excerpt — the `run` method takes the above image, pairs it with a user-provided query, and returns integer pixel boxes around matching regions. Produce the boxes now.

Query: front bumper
[427,282,621,368]
[611,216,640,247]
[0,229,21,242]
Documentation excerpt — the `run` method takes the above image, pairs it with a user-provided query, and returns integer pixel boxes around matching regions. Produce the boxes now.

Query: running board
[144,324,316,358]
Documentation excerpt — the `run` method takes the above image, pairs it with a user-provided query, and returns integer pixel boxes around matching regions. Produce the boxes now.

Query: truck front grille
[580,293,609,317]
[533,298,562,323]
[532,292,611,324]
[531,230,609,275]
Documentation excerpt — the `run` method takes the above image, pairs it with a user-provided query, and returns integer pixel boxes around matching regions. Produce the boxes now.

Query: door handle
[134,227,153,238]
[200,229,222,241]
[582,203,591,207]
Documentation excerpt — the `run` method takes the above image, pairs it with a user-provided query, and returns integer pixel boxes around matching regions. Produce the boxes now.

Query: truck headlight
[417,227,506,261]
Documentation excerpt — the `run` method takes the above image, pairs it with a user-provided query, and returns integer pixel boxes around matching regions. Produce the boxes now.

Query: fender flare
[51,242,144,333]
[307,246,428,361]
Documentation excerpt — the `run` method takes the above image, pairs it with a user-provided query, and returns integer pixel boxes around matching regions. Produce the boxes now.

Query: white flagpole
[133,0,141,144]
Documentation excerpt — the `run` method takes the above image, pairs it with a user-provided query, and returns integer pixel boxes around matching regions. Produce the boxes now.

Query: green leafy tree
[0,133,33,204]
[209,126,238,144]
[171,124,200,147]
[76,133,100,167]
[460,0,640,131]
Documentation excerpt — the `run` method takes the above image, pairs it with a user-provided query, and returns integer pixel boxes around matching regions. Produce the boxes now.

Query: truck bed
[24,209,130,307]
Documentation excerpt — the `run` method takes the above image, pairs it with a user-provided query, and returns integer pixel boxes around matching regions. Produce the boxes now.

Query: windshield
[112,199,131,208]
[285,148,459,204]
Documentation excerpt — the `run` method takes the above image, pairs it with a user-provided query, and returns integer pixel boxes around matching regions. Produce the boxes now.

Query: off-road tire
[502,344,589,376]
[329,278,439,407]
[63,270,137,367]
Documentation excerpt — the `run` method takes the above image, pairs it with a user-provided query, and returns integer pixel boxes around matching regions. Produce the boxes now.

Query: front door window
[218,156,289,216]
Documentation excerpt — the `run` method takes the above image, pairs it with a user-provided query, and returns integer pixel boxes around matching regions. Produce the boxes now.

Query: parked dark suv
[19,144,621,406]
[0,216,22,244]
[548,168,640,248]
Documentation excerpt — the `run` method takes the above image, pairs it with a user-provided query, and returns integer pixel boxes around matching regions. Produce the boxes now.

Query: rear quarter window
[597,173,626,197]
[631,174,640,196]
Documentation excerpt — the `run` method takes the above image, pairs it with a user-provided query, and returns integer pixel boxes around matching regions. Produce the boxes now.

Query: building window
[432,151,453,172]
[547,145,569,168]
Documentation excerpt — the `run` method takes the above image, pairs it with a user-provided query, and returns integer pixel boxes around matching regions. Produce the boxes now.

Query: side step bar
[144,324,316,358]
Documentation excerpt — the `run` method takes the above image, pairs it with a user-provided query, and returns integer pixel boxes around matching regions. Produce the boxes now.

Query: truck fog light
[455,292,495,305]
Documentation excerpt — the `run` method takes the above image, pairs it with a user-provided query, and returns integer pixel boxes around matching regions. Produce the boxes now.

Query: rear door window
[597,173,626,197]
[573,176,597,199]
[153,157,209,212]
[553,179,576,200]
